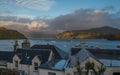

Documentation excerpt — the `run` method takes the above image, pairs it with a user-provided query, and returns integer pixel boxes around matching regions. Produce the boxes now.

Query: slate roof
[15,49,51,65]
[0,44,68,69]
[30,44,69,70]
[0,51,15,62]
[31,45,68,59]
[71,47,120,66]
[74,47,100,63]
[40,59,69,71]
[71,47,81,55]
[71,47,120,60]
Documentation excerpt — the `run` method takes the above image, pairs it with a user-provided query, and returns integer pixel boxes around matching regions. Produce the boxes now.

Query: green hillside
[56,26,120,40]
[0,27,27,39]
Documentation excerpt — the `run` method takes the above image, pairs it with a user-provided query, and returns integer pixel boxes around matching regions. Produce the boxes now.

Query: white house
[67,46,120,75]
[0,39,69,75]
[65,47,103,75]
[0,40,120,75]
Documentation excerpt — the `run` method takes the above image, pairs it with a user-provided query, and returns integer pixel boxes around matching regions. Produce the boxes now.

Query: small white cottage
[0,40,120,75]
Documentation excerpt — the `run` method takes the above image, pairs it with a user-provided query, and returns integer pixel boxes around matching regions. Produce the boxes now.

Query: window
[15,60,18,67]
[34,63,38,71]
[91,71,95,75]
[82,72,86,75]
[48,72,56,75]
[74,72,79,75]
[85,63,89,69]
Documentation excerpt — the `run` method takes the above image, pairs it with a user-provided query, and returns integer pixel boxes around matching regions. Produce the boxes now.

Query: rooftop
[31,44,68,59]
[16,49,52,65]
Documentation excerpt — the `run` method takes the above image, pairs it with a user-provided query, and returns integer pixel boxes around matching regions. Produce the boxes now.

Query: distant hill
[0,27,27,39]
[56,26,120,40]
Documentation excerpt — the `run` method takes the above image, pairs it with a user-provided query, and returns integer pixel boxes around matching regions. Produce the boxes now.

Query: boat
[80,41,86,44]
[117,45,120,48]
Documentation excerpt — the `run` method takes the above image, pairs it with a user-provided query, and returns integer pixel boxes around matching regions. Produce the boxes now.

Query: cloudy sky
[0,0,120,38]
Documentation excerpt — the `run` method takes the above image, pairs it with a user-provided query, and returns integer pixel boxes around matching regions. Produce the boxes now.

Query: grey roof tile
[16,49,51,65]
[0,51,14,62]
[31,44,68,59]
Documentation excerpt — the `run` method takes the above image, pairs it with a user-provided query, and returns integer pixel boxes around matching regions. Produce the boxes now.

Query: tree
[76,61,84,75]
[88,62,106,75]
[85,62,95,75]
[97,65,106,75]
[76,61,106,75]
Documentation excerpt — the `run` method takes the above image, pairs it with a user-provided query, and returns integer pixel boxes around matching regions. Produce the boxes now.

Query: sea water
[0,38,120,52]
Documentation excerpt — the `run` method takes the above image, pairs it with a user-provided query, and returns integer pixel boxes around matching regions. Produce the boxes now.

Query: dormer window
[15,60,18,67]
[34,63,39,71]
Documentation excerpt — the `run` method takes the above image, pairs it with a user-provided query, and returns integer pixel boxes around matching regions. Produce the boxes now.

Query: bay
[0,38,120,52]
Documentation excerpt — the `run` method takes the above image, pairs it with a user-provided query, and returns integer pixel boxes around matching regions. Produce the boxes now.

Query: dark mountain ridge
[0,27,27,39]
[56,26,120,40]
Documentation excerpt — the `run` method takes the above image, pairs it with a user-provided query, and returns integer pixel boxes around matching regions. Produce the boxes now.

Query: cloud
[102,6,114,11]
[27,21,48,31]
[0,16,32,23]
[0,0,55,11]
[0,7,120,38]
[0,21,28,31]
[0,20,49,31]
[0,20,50,38]
[48,8,120,32]
[0,9,12,14]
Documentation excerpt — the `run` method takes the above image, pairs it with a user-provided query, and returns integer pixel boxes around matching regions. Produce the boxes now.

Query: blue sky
[0,0,120,37]
[0,0,120,18]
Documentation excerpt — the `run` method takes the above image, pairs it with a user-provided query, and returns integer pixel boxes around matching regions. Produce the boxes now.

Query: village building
[0,40,120,75]
[0,39,69,75]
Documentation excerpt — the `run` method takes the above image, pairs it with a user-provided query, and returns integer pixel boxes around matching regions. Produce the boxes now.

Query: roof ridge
[74,46,102,64]
[81,47,95,57]
[54,46,68,59]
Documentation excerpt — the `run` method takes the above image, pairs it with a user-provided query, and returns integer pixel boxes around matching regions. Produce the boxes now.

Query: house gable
[81,57,103,70]
[13,54,21,63]
[12,54,21,69]
[32,56,41,65]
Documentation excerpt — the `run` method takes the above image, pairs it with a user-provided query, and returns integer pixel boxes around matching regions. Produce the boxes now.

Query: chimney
[14,40,19,52]
[22,39,30,48]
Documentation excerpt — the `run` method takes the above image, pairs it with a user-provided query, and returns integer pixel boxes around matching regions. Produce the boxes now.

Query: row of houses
[0,39,120,75]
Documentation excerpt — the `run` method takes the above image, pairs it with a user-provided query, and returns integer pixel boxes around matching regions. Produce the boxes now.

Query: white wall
[20,64,30,75]
[0,65,6,68]
[48,51,53,61]
[7,62,30,75]
[32,56,41,75]
[7,55,41,75]
[39,68,65,75]
[7,62,13,69]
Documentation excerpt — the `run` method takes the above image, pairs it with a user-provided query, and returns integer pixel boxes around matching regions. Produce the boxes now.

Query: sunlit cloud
[27,21,48,31]
[94,10,105,14]
[0,20,49,32]
[0,21,28,31]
